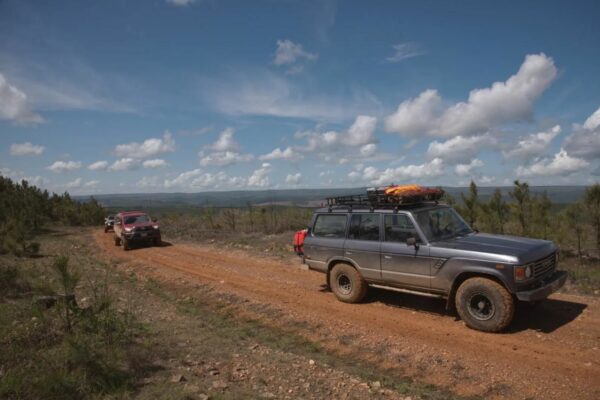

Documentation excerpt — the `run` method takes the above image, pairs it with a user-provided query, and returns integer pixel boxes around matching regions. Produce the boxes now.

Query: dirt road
[95,231,600,400]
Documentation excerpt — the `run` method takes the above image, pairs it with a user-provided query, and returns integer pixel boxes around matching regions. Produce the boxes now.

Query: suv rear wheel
[456,277,514,332]
[330,263,367,303]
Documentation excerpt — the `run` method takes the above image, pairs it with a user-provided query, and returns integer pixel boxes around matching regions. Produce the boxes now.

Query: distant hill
[76,185,589,209]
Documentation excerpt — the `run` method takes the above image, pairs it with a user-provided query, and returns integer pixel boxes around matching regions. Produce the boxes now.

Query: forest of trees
[449,181,600,259]
[0,176,105,256]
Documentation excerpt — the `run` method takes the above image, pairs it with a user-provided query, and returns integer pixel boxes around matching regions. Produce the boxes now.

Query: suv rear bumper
[515,270,567,302]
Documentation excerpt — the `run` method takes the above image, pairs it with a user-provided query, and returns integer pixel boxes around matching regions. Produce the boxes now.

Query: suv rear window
[313,214,347,238]
[348,213,380,241]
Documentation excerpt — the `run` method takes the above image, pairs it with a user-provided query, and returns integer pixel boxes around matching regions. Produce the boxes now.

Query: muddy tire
[123,237,130,251]
[456,277,514,332]
[330,263,367,303]
[153,237,161,247]
[114,236,121,246]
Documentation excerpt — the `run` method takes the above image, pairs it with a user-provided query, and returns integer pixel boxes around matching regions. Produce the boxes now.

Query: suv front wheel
[456,277,515,332]
[330,263,367,303]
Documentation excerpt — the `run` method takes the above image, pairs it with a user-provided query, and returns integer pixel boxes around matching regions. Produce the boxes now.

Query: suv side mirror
[406,237,419,249]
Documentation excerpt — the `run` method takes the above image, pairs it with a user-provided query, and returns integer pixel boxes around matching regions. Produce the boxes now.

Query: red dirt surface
[94,231,600,400]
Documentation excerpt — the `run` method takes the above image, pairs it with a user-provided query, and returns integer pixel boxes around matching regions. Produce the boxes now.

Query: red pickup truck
[113,211,161,251]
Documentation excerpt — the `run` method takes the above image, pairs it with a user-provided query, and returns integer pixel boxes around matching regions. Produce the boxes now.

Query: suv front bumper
[124,230,161,243]
[515,270,567,302]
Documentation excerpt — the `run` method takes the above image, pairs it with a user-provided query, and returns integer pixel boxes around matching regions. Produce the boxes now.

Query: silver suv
[303,200,567,332]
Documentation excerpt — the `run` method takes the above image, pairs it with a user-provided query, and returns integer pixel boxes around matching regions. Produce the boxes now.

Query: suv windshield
[124,214,151,225]
[414,207,472,242]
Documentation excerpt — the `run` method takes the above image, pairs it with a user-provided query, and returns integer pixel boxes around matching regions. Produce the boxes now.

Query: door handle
[383,255,392,259]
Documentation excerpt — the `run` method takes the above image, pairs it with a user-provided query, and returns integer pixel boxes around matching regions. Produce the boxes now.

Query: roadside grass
[0,232,148,400]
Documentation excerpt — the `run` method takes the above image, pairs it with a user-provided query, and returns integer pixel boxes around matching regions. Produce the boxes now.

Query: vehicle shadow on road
[127,241,173,251]
[359,288,586,333]
[509,299,587,333]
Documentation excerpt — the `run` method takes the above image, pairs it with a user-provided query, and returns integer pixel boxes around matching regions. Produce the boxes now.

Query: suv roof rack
[325,185,444,211]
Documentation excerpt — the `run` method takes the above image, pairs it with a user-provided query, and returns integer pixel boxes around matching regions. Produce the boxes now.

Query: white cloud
[199,151,254,167]
[114,131,175,159]
[142,159,169,169]
[109,158,138,171]
[164,169,244,190]
[248,163,272,188]
[0,73,43,124]
[384,89,442,137]
[10,142,45,156]
[273,40,318,67]
[427,134,494,164]
[386,42,425,63]
[359,158,444,185]
[84,180,99,188]
[166,0,195,5]
[385,54,557,137]
[516,149,589,177]
[199,128,254,166]
[455,159,484,177]
[503,125,561,160]
[359,143,377,158]
[0,168,48,188]
[209,128,240,152]
[88,160,109,171]
[65,177,83,189]
[344,115,377,146]
[564,107,600,160]
[285,173,302,185]
[259,147,304,162]
[47,160,82,173]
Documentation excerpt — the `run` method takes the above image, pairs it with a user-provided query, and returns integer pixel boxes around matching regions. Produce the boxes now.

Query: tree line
[0,176,105,255]
[448,180,600,259]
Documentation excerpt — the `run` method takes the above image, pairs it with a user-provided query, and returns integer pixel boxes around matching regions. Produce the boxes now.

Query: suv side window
[384,214,420,243]
[313,214,347,238]
[348,213,380,241]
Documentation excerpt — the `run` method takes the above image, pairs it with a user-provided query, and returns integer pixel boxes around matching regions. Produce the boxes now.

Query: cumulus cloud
[164,169,244,190]
[426,134,494,164]
[65,177,83,189]
[386,42,425,63]
[84,180,99,188]
[166,0,195,5]
[248,163,272,188]
[259,147,304,162]
[564,107,600,160]
[385,54,557,137]
[455,159,484,177]
[0,168,48,187]
[10,142,45,156]
[285,173,302,185]
[199,151,253,167]
[109,158,138,171]
[199,128,254,166]
[114,131,175,159]
[209,128,240,152]
[503,125,561,160]
[0,73,44,124]
[516,149,588,177]
[47,160,82,173]
[88,160,109,171]
[299,115,377,152]
[273,40,318,71]
[142,159,169,168]
[357,158,444,186]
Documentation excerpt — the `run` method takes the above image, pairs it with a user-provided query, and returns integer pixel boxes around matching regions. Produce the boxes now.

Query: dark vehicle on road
[113,211,161,251]
[301,185,567,332]
[104,215,115,232]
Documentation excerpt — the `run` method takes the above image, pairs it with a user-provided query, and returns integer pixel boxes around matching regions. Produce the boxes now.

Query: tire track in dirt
[95,231,600,399]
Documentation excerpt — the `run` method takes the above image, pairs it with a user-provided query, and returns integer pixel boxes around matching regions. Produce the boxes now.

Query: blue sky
[1,0,599,194]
